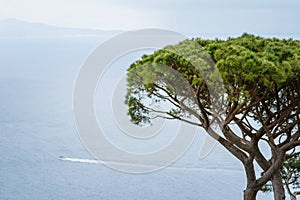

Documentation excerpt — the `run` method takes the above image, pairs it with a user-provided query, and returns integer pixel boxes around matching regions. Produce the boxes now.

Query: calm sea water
[0,37,272,200]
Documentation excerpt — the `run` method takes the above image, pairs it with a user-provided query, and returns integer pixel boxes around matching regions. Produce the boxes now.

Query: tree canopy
[125,33,300,200]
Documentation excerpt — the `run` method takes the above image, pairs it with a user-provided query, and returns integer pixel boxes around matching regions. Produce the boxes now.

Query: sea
[0,35,273,200]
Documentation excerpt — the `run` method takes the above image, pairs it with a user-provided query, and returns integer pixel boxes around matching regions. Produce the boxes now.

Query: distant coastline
[0,18,122,39]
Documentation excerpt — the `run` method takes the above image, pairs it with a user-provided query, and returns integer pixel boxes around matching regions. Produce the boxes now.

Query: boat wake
[58,156,242,172]
[59,156,99,164]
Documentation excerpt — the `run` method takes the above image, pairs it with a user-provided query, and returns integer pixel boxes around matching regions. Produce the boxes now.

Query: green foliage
[125,34,300,125]
[283,155,300,189]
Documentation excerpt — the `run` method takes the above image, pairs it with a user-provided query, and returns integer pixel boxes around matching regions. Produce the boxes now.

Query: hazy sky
[0,0,299,37]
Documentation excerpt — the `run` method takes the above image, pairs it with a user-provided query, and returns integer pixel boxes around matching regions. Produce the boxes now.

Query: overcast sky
[0,0,299,37]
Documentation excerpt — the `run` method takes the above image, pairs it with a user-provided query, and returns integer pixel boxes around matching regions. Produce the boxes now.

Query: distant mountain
[0,18,122,38]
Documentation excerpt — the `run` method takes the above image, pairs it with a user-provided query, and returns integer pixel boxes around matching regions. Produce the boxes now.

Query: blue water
[0,37,272,200]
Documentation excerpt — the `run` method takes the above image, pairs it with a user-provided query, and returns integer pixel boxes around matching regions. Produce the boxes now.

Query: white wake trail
[59,156,99,164]
[58,156,242,172]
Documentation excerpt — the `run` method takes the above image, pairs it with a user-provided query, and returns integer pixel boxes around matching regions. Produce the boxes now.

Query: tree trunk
[243,157,258,200]
[272,170,286,200]
[244,187,258,200]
